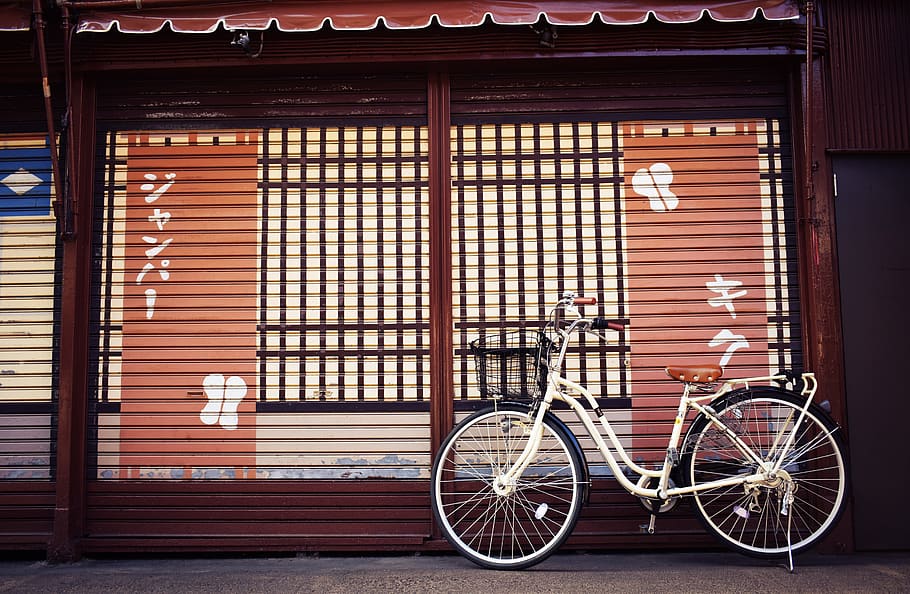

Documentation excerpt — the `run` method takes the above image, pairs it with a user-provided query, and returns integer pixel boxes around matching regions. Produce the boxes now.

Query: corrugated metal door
[449,66,800,546]
[87,74,434,548]
[0,131,59,546]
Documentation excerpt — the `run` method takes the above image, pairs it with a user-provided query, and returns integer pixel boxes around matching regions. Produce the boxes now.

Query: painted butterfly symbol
[632,162,679,212]
[199,373,247,431]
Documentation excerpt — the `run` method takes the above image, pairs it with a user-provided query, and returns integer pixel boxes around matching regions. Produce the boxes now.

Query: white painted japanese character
[142,236,173,260]
[140,172,176,204]
[709,329,750,367]
[135,259,170,285]
[706,274,747,319]
[143,288,157,320]
[148,208,171,231]
[135,223,174,320]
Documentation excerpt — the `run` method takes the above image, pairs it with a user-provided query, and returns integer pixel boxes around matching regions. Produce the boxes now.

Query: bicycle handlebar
[547,295,625,375]
[556,294,625,333]
[592,318,625,332]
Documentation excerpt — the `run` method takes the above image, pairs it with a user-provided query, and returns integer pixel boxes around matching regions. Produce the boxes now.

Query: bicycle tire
[680,388,848,558]
[430,402,586,570]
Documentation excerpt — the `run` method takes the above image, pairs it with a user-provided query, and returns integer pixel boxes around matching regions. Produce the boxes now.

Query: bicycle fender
[679,385,835,456]
[497,400,591,490]
[544,410,590,490]
[679,386,759,457]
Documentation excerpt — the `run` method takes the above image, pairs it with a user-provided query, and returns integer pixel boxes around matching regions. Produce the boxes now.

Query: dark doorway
[834,154,910,550]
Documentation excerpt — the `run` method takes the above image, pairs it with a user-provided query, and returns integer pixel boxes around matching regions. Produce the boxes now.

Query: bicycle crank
[635,475,679,515]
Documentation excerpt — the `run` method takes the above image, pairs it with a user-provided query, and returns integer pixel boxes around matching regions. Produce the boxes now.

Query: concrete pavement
[1,551,908,593]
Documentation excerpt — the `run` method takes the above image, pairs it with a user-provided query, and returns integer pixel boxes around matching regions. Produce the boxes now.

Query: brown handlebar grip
[574,297,597,305]
[592,318,625,331]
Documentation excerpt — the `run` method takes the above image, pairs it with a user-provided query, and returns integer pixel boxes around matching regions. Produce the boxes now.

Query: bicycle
[430,292,848,570]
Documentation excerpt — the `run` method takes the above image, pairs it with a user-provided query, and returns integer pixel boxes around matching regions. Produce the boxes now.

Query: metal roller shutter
[88,74,432,547]
[0,131,59,544]
[450,67,799,544]
[84,64,800,550]
[451,120,631,405]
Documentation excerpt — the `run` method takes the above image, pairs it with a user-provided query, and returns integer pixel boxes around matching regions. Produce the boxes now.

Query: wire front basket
[470,329,550,400]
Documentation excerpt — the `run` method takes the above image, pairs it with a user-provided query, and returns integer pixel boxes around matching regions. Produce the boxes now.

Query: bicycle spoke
[685,393,847,559]
[431,405,585,569]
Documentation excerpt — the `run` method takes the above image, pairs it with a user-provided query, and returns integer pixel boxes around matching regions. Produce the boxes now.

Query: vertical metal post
[49,10,94,559]
[804,1,817,253]
[427,70,453,540]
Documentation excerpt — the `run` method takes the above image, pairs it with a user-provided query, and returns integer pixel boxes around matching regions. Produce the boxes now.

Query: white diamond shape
[1,168,43,196]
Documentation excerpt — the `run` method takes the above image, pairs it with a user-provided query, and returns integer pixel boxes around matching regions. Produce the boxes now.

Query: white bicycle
[431,292,848,570]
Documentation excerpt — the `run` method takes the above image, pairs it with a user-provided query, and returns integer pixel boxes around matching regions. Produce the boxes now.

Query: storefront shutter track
[0,105,60,548]
[450,66,799,545]
[88,74,433,548]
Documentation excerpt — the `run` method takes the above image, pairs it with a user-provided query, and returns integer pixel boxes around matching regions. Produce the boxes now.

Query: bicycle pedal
[643,514,657,534]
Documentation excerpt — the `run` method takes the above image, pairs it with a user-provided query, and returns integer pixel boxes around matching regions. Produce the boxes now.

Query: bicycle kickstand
[783,482,796,573]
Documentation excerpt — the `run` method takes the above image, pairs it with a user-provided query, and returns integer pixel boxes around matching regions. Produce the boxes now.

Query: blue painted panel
[0,142,53,217]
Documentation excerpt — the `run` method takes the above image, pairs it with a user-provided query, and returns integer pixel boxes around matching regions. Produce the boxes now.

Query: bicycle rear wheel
[430,402,586,570]
[681,389,847,558]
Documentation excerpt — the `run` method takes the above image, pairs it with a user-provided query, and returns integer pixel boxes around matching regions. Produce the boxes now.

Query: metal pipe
[805,1,816,207]
[33,0,65,226]
[801,1,818,279]
[61,4,76,239]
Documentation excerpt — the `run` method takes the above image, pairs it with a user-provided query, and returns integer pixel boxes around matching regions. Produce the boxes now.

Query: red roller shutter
[87,72,434,550]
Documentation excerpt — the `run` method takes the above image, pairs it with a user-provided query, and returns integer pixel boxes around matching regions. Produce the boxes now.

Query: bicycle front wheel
[430,402,586,570]
[681,389,847,558]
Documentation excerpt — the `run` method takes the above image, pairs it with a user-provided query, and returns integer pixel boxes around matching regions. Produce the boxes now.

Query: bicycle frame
[435,294,845,571]
[496,301,820,505]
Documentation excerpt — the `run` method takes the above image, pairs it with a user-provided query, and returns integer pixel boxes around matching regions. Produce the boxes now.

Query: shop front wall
[82,65,800,549]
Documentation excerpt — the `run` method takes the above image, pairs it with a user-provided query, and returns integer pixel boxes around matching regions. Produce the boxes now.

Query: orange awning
[76,0,800,34]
